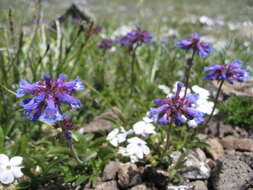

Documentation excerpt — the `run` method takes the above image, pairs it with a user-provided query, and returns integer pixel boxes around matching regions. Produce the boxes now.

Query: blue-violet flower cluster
[53,115,75,139]
[204,60,250,84]
[98,39,113,51]
[176,32,212,58]
[149,82,204,126]
[116,26,153,51]
[16,74,84,123]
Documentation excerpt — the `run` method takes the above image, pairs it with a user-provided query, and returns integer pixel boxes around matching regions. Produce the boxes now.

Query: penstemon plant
[106,32,251,183]
[116,26,153,95]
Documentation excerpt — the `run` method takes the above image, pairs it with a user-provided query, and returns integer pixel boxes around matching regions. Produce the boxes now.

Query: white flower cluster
[106,116,156,163]
[0,154,23,184]
[158,83,218,127]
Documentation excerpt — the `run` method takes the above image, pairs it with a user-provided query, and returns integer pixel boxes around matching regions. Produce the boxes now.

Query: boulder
[211,155,253,190]
[102,161,120,181]
[94,181,118,190]
[189,180,208,190]
[143,166,169,188]
[220,136,253,152]
[167,185,194,190]
[130,183,157,190]
[205,138,224,160]
[79,107,122,133]
[118,163,143,189]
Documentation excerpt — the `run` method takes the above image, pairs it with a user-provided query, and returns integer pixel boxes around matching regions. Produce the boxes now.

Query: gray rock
[143,166,169,188]
[79,107,122,133]
[212,155,253,190]
[118,163,142,189]
[167,185,194,190]
[37,184,67,190]
[54,2,94,25]
[220,136,253,152]
[94,181,118,190]
[205,138,224,160]
[130,183,157,190]
[177,151,211,180]
[102,161,120,181]
[212,78,253,97]
[189,180,208,190]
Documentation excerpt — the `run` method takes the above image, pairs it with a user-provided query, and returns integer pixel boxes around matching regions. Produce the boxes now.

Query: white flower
[143,116,153,123]
[187,119,198,128]
[126,137,150,162]
[106,127,128,147]
[118,147,129,157]
[158,84,171,95]
[192,85,210,99]
[133,120,156,137]
[191,85,218,115]
[111,25,132,39]
[0,154,23,184]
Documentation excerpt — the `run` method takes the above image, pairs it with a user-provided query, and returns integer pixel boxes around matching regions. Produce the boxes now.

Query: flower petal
[0,154,9,166]
[0,171,14,184]
[11,167,23,178]
[10,156,23,166]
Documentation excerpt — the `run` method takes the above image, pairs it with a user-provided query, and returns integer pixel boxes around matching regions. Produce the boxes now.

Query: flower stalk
[69,140,83,165]
[203,80,224,126]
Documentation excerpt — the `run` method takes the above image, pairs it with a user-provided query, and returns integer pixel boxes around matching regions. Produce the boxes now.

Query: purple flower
[149,82,204,126]
[53,115,75,139]
[98,39,113,51]
[160,39,168,46]
[204,60,250,84]
[175,32,212,58]
[91,24,103,35]
[16,74,84,122]
[116,26,153,52]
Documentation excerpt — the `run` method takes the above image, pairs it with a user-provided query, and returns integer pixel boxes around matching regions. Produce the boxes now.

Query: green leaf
[16,182,31,189]
[48,147,70,156]
[75,175,89,185]
[64,175,77,183]
[83,134,95,142]
[83,151,97,162]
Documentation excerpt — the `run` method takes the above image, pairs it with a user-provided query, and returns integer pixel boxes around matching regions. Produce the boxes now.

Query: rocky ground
[38,119,253,190]
[37,80,253,190]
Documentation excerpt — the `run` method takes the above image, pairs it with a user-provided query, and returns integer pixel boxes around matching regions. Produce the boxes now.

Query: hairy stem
[69,140,83,165]
[130,45,139,96]
[203,80,224,126]
[183,51,196,98]
[166,121,173,150]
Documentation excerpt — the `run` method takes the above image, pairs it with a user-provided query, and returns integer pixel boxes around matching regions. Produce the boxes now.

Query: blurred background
[1,0,253,45]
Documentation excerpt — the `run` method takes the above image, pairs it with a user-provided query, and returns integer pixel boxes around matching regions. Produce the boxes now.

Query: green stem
[69,140,83,165]
[166,121,173,150]
[183,50,196,98]
[203,80,224,126]
[130,45,139,96]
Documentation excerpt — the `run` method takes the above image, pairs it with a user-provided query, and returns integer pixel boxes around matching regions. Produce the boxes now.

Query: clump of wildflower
[204,60,250,84]
[191,85,217,115]
[116,26,153,51]
[149,82,204,126]
[119,137,150,163]
[90,24,103,35]
[0,154,23,184]
[16,74,84,123]
[175,32,212,58]
[53,115,75,139]
[133,117,156,137]
[106,127,131,147]
[98,39,113,51]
